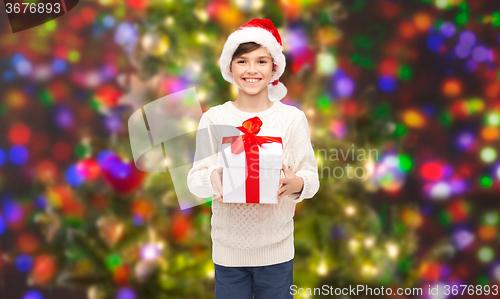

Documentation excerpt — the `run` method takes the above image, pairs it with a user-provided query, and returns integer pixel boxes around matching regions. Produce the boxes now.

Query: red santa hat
[219,18,287,102]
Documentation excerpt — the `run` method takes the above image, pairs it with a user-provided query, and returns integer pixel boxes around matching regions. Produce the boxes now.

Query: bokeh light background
[1,0,500,298]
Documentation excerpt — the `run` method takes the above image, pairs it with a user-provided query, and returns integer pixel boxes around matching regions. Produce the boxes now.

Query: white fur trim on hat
[220,27,287,102]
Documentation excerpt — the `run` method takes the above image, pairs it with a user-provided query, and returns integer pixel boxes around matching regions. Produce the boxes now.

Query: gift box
[221,116,283,204]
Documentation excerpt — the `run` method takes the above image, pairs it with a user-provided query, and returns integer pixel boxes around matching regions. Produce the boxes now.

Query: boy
[187,18,319,299]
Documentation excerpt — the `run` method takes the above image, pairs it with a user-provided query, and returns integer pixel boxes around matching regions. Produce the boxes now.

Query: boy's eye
[237,60,267,64]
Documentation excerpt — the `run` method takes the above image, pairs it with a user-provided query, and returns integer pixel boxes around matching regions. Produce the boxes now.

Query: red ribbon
[222,116,282,203]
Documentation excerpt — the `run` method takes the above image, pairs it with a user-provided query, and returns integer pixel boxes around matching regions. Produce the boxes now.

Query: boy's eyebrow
[237,56,271,59]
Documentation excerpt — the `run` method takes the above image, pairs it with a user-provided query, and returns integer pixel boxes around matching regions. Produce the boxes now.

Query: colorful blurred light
[9,145,28,165]
[15,254,33,272]
[0,148,5,166]
[8,123,31,145]
[329,119,346,138]
[3,70,15,81]
[0,215,5,235]
[114,22,138,46]
[15,59,33,76]
[103,16,115,28]
[378,75,397,93]
[117,287,137,299]
[493,264,500,282]
[486,112,500,126]
[483,212,500,225]
[140,243,161,261]
[480,175,492,188]
[455,44,471,58]
[66,164,85,187]
[478,225,497,241]
[2,197,23,223]
[421,162,443,180]
[316,52,337,75]
[52,59,67,73]
[103,155,131,178]
[453,229,474,249]
[34,196,48,210]
[334,74,354,97]
[54,106,74,129]
[419,262,440,281]
[105,114,123,133]
[97,149,114,166]
[480,147,497,163]
[426,34,444,52]
[105,254,122,271]
[373,155,405,192]
[22,290,43,299]
[440,22,456,37]
[77,158,100,180]
[442,79,462,97]
[31,254,56,285]
[430,182,451,200]
[465,58,477,72]
[450,179,467,194]
[414,13,431,31]
[480,126,499,141]
[478,247,494,263]
[472,45,491,62]
[17,233,40,253]
[403,110,425,128]
[448,199,470,222]
[459,30,476,46]
[380,59,398,76]
[401,209,423,228]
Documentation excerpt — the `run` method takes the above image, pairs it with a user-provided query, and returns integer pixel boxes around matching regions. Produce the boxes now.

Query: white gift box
[221,126,283,204]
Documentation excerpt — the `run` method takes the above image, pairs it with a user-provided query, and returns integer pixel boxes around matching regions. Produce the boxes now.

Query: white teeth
[245,79,260,83]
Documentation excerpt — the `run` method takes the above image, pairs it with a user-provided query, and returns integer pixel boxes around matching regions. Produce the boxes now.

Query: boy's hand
[277,164,304,200]
[211,167,223,203]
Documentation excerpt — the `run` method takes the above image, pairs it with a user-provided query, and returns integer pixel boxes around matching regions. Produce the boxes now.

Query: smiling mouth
[243,78,262,84]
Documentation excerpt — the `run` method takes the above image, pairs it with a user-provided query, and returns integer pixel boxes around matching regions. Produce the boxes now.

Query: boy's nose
[247,63,258,72]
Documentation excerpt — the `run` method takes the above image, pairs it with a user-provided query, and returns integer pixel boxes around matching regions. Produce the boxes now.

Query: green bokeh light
[478,247,494,263]
[486,112,500,126]
[105,254,122,271]
[492,12,500,27]
[399,155,413,172]
[482,212,500,225]
[40,90,53,106]
[68,51,80,63]
[395,124,407,137]
[317,95,332,112]
[480,147,497,163]
[455,11,469,25]
[399,65,413,80]
[480,176,492,188]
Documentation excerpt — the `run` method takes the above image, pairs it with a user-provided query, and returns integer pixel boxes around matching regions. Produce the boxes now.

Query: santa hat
[219,18,287,102]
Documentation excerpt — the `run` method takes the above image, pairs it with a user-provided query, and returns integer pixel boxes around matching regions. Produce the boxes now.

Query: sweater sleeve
[287,110,320,203]
[187,112,220,199]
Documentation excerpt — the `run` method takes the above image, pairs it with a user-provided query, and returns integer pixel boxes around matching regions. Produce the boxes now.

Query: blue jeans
[214,259,293,299]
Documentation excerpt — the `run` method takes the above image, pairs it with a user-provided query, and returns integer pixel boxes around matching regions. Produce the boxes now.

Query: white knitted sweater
[187,100,320,267]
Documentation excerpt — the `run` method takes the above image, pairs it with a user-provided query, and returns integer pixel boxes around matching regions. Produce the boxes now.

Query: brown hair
[230,42,275,72]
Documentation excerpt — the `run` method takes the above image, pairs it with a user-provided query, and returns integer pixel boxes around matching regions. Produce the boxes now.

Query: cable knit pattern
[187,100,320,267]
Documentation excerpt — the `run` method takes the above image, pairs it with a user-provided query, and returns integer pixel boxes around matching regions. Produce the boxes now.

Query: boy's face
[229,47,276,96]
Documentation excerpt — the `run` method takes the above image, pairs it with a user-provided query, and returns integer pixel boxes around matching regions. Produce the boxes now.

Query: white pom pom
[268,81,287,102]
